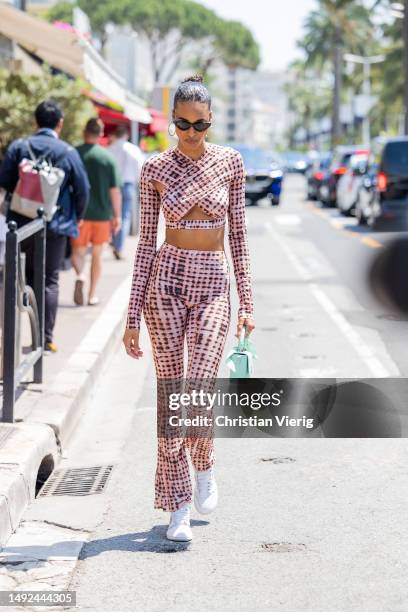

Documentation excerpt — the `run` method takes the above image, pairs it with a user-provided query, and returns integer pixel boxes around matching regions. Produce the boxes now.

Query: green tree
[285,60,332,148]
[0,69,95,156]
[46,0,260,84]
[372,10,404,135]
[46,1,74,24]
[299,0,374,147]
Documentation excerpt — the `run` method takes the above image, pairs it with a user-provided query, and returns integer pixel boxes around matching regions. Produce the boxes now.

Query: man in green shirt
[71,118,122,306]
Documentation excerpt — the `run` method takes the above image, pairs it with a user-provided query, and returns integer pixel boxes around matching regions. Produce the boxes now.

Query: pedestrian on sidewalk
[71,118,122,306]
[0,100,90,353]
[107,125,145,260]
[122,74,255,542]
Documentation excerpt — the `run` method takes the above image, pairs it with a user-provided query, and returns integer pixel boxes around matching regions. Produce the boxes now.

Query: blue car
[227,144,284,206]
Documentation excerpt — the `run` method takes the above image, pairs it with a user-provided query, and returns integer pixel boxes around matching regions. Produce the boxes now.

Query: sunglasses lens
[175,120,191,131]
[174,120,211,132]
[194,122,211,132]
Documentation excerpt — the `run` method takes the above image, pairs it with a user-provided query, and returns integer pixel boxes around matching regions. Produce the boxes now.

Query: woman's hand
[236,316,255,339]
[123,328,144,359]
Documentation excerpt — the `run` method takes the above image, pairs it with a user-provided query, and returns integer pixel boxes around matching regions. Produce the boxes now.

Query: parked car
[336,152,369,216]
[228,144,284,205]
[281,150,311,174]
[320,145,369,207]
[354,160,379,226]
[305,152,332,201]
[356,137,408,229]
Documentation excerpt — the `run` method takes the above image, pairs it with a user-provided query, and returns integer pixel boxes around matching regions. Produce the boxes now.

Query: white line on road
[265,221,392,377]
[274,214,302,225]
[309,284,390,377]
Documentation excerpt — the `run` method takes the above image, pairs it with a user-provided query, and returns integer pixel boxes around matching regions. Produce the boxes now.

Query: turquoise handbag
[225,328,258,378]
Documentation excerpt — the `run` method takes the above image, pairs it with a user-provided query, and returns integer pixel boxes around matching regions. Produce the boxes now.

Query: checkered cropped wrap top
[126,142,254,330]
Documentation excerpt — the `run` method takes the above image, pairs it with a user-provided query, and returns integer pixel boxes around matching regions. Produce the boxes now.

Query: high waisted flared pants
[143,241,231,512]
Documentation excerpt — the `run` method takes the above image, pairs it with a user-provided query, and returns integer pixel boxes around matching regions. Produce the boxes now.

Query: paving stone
[0,573,17,588]
[14,580,52,590]
[0,521,87,562]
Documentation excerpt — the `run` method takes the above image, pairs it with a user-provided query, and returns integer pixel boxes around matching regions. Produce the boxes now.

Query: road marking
[275,214,302,225]
[361,236,383,249]
[306,203,384,249]
[265,221,392,377]
[309,284,390,377]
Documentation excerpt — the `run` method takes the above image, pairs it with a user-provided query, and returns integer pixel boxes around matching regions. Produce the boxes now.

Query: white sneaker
[194,467,218,515]
[166,503,192,541]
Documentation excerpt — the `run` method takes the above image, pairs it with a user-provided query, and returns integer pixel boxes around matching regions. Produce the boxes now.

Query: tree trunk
[332,26,343,148]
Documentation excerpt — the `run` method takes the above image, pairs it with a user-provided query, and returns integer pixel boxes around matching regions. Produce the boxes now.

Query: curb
[0,273,136,547]
[0,422,58,547]
[15,274,132,448]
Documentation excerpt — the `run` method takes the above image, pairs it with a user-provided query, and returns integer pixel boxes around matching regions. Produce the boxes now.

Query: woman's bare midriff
[151,179,225,251]
[165,226,224,251]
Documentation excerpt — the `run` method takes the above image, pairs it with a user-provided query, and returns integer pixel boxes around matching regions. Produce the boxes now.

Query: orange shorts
[71,220,111,247]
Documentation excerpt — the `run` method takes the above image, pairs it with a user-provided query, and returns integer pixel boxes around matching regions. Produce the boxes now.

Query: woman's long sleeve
[126,161,160,330]
[228,151,254,320]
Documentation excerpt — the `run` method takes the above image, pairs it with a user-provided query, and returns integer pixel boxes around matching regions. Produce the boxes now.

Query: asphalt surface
[3,174,408,611]
[67,174,407,611]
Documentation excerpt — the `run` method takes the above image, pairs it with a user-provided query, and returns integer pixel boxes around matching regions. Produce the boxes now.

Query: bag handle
[238,326,246,351]
[26,140,39,163]
[26,139,49,166]
[26,140,71,168]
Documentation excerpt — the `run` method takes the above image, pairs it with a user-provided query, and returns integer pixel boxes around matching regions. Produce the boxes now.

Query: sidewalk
[37,236,138,385]
[0,234,140,547]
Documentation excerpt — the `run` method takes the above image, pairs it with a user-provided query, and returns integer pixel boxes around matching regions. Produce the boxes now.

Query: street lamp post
[344,53,385,147]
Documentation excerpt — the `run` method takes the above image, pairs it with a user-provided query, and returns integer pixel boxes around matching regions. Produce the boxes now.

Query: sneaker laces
[171,504,190,526]
[196,468,216,495]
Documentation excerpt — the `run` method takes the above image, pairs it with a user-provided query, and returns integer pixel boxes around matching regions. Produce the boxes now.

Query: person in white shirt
[107,125,145,259]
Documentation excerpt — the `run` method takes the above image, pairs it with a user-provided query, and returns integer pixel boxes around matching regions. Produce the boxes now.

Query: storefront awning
[0,3,152,124]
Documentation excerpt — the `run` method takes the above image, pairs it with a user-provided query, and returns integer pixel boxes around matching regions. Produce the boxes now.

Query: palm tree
[285,60,332,147]
[299,0,374,147]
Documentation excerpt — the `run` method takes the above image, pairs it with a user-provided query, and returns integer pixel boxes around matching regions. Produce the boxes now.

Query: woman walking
[123,75,255,542]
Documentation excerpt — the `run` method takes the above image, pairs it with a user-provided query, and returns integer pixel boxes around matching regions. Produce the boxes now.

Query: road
[1,174,407,612]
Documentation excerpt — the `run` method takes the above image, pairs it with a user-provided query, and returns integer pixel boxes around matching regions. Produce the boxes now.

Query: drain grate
[0,426,17,448]
[259,457,296,464]
[260,542,306,553]
[38,465,114,497]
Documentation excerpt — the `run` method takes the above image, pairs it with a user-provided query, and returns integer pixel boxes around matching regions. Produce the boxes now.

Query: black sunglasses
[174,118,212,132]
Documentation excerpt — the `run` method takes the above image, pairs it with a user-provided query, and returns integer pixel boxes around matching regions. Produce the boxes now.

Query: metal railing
[1,209,46,422]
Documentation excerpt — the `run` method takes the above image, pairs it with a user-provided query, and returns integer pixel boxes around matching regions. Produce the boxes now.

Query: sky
[200,0,317,72]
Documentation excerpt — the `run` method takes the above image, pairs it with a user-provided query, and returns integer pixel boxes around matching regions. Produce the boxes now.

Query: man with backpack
[0,100,90,353]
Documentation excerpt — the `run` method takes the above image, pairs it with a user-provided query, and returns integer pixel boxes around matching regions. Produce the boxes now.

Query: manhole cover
[38,465,114,497]
[260,542,306,553]
[0,426,17,448]
[259,457,296,464]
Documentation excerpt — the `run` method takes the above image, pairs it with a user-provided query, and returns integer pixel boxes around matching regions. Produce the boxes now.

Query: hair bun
[181,74,204,84]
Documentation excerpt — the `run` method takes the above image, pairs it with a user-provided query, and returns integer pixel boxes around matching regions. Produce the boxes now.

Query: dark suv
[371,138,408,227]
